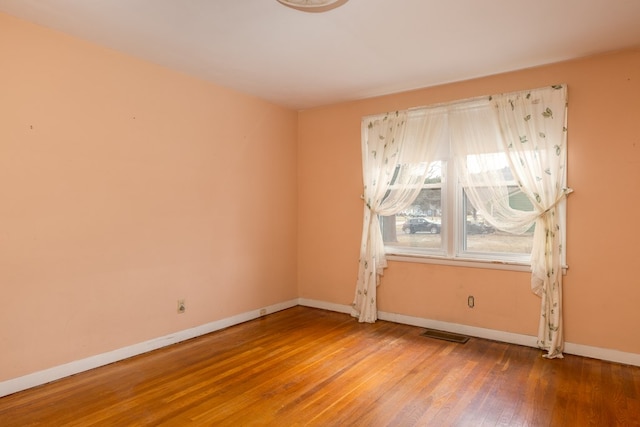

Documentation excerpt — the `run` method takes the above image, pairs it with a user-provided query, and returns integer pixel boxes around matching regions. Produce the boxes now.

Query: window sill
[386,252,568,275]
[386,253,532,272]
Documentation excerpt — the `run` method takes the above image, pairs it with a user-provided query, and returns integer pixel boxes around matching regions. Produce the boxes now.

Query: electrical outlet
[177,299,186,314]
[468,295,475,308]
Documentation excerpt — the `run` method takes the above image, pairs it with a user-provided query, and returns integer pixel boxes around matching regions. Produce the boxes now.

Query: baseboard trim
[0,299,298,398]
[3,298,639,397]
[377,310,538,348]
[297,298,353,315]
[563,342,640,367]
[298,298,640,368]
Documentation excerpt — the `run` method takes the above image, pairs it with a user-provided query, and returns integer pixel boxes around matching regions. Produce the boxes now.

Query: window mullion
[444,160,456,258]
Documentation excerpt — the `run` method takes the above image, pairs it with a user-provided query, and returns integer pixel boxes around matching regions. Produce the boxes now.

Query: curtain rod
[363,84,565,121]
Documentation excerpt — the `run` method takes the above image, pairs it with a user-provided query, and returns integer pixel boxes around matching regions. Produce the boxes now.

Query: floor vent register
[421,328,470,344]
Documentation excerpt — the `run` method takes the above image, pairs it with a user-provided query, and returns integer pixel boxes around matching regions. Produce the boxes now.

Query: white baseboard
[377,310,539,348]
[3,298,639,398]
[298,298,640,367]
[0,299,298,398]
[297,298,353,315]
[563,342,640,367]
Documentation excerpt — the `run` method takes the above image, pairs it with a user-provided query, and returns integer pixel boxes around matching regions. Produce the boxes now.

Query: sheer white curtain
[352,109,446,322]
[450,86,570,358]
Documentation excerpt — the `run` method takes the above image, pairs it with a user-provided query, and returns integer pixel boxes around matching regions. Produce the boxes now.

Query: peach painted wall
[298,48,640,355]
[0,13,298,382]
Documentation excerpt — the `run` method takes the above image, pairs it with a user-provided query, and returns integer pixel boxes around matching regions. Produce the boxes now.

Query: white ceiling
[1,0,639,110]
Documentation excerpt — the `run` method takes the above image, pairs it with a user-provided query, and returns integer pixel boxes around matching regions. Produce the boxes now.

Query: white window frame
[383,150,567,273]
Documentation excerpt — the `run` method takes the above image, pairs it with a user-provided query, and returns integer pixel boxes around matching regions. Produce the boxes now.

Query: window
[379,92,567,270]
[382,163,538,267]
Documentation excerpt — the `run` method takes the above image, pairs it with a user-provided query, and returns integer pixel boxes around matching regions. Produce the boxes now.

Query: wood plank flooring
[1,306,639,426]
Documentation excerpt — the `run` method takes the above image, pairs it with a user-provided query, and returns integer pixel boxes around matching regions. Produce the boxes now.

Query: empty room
[1,0,640,425]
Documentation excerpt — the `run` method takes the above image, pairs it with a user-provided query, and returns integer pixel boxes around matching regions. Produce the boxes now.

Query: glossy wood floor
[2,306,640,426]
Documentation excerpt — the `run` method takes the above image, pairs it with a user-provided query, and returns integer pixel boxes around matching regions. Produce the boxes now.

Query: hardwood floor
[1,306,639,426]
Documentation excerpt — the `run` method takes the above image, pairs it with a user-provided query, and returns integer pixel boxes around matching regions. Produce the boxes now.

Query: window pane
[382,188,442,250]
[382,161,443,251]
[462,188,534,256]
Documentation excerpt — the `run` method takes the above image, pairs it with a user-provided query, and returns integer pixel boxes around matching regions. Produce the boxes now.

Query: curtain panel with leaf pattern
[352,109,446,322]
